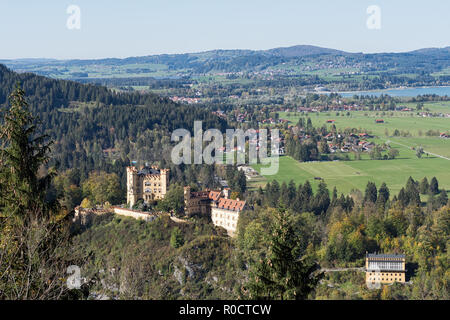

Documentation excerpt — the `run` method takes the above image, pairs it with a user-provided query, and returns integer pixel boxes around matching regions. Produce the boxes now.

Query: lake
[337,86,450,97]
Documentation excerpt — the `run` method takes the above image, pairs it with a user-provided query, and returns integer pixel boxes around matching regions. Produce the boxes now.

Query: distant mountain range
[1,45,449,83]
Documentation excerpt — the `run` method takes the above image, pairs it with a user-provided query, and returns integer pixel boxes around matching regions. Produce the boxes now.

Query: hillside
[0,64,227,188]
[264,45,348,57]
[2,45,449,82]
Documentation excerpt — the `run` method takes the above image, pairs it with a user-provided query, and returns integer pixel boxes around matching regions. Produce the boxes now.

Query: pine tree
[364,181,378,204]
[376,182,390,209]
[419,177,429,195]
[406,177,421,206]
[0,86,70,299]
[244,208,323,300]
[429,177,439,195]
[436,191,448,208]
[313,181,330,215]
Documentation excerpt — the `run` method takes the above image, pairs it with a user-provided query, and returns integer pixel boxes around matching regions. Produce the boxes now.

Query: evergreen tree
[429,177,439,195]
[376,182,390,209]
[287,180,296,207]
[436,191,448,208]
[313,181,330,215]
[364,181,378,204]
[268,180,280,207]
[419,177,430,195]
[397,188,409,207]
[0,86,70,299]
[406,177,421,206]
[245,208,322,300]
[302,180,313,202]
[280,182,289,207]
[331,187,338,207]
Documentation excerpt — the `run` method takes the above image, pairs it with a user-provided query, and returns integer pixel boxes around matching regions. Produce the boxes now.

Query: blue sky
[0,0,449,59]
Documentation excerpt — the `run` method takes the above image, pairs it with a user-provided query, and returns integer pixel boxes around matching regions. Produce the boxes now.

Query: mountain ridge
[2,45,450,63]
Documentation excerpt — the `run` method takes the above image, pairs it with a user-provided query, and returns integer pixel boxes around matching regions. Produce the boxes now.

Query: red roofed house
[375,119,384,123]
[184,186,246,237]
[211,197,246,237]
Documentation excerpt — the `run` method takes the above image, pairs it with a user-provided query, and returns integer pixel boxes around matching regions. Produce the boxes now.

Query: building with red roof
[184,186,246,237]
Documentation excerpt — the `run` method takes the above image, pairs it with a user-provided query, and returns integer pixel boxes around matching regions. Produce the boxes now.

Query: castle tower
[127,166,139,208]
[160,169,170,198]
[222,188,231,199]
[184,186,191,201]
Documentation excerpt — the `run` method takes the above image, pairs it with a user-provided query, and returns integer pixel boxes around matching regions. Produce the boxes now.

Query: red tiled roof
[217,198,246,212]
[208,191,221,201]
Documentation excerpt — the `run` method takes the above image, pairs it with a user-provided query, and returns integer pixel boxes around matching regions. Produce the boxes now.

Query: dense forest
[0,64,227,194]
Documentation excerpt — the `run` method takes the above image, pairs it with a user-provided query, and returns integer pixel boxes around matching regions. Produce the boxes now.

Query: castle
[126,165,169,207]
[184,186,246,237]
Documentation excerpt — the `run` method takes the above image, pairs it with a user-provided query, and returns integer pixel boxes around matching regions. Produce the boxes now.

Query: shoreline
[328,85,450,96]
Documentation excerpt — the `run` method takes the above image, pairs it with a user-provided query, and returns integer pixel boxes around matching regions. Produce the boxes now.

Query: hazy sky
[0,0,449,59]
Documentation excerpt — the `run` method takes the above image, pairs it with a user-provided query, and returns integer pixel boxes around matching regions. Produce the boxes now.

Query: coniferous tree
[244,208,322,300]
[406,177,421,206]
[0,86,70,299]
[376,182,390,209]
[420,177,430,195]
[287,180,296,207]
[398,188,409,207]
[429,177,439,195]
[364,181,378,204]
[436,191,448,208]
[313,181,330,215]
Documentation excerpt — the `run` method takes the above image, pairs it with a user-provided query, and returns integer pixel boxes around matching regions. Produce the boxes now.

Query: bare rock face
[173,265,184,285]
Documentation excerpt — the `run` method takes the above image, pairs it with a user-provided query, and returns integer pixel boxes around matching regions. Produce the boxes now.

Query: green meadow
[252,110,450,196]
[252,154,450,196]
[280,110,450,137]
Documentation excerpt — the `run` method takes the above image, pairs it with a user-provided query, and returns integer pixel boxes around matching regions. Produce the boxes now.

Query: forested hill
[0,64,224,132]
[3,45,450,79]
[0,64,227,183]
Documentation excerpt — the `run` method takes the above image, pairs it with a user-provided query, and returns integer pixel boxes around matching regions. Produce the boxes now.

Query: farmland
[252,108,450,196]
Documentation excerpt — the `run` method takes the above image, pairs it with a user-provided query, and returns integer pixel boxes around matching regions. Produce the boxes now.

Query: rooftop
[217,198,246,212]
[138,167,161,176]
[367,253,405,259]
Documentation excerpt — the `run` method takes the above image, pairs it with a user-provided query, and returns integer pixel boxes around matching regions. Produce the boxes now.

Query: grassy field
[281,110,450,136]
[281,110,450,157]
[252,154,450,196]
[251,110,450,196]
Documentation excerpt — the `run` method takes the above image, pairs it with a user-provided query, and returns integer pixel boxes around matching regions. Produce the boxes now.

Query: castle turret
[127,166,139,208]
[223,188,231,199]
[160,169,169,198]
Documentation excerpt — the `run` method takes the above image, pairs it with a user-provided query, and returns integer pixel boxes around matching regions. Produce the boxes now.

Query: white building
[211,198,246,237]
